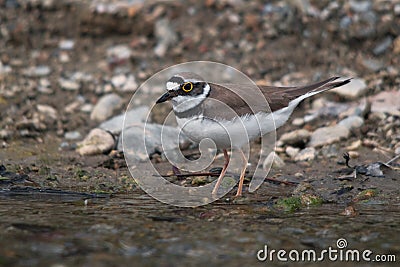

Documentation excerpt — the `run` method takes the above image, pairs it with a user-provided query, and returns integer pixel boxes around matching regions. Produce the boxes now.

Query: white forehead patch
[166,82,180,91]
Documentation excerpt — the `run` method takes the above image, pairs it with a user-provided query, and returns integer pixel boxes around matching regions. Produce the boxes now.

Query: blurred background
[0,0,399,266]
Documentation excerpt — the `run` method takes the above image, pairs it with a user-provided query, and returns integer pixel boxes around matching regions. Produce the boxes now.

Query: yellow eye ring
[182,82,193,92]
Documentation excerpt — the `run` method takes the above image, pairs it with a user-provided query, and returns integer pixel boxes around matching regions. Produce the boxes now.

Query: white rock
[279,129,311,146]
[294,147,316,161]
[309,125,350,147]
[59,78,80,91]
[107,45,131,63]
[292,118,305,126]
[346,140,362,150]
[37,104,58,120]
[369,90,400,116]
[285,146,300,159]
[263,151,285,170]
[338,116,364,130]
[99,106,149,134]
[22,65,51,77]
[154,18,177,57]
[65,131,82,140]
[59,39,75,50]
[81,103,94,113]
[77,128,115,156]
[111,74,127,88]
[90,94,123,122]
[119,123,190,161]
[332,78,368,99]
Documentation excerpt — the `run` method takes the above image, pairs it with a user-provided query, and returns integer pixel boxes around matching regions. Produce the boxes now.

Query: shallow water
[0,189,399,267]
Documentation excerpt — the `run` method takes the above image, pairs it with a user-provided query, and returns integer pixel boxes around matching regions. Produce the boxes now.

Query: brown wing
[204,77,350,120]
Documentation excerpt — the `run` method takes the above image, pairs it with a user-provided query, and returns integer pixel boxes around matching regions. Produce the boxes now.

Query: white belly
[176,112,278,149]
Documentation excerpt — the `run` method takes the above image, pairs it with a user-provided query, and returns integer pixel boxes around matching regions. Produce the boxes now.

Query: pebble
[154,18,177,57]
[294,147,316,162]
[347,151,359,158]
[370,90,400,116]
[64,131,82,140]
[119,123,188,161]
[107,45,131,65]
[80,103,94,113]
[393,36,400,54]
[263,151,285,170]
[292,117,304,126]
[305,99,350,123]
[331,78,368,99]
[37,104,58,120]
[361,58,385,72]
[22,65,51,77]
[349,0,372,13]
[0,61,11,74]
[338,115,364,130]
[99,106,149,134]
[395,4,400,15]
[395,146,400,155]
[346,140,362,150]
[373,36,392,56]
[64,96,85,113]
[285,146,300,159]
[0,129,11,139]
[279,129,311,146]
[90,93,123,122]
[59,78,80,91]
[59,39,75,50]
[111,74,138,92]
[309,125,350,147]
[76,128,115,156]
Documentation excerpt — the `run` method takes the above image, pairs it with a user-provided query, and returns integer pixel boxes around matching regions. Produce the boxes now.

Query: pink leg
[212,149,229,195]
[235,149,247,197]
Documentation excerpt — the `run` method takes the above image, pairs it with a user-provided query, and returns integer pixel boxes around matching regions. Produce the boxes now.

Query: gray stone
[119,123,189,162]
[106,45,131,64]
[0,61,11,74]
[309,125,350,147]
[37,104,58,120]
[370,91,400,116]
[154,18,177,57]
[22,65,51,77]
[294,147,316,162]
[64,131,82,140]
[263,151,285,170]
[99,106,149,134]
[279,129,311,146]
[59,78,80,91]
[373,36,393,56]
[361,58,385,72]
[77,128,115,156]
[338,116,364,130]
[285,146,300,159]
[349,0,372,13]
[332,78,368,99]
[90,93,123,122]
[111,74,138,92]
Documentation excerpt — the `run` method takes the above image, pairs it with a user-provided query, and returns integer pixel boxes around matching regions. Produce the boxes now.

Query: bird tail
[285,77,352,99]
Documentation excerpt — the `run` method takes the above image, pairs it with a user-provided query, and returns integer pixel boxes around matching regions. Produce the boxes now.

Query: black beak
[156,91,172,104]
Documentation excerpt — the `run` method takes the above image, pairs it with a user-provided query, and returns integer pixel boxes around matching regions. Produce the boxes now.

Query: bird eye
[182,82,193,92]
